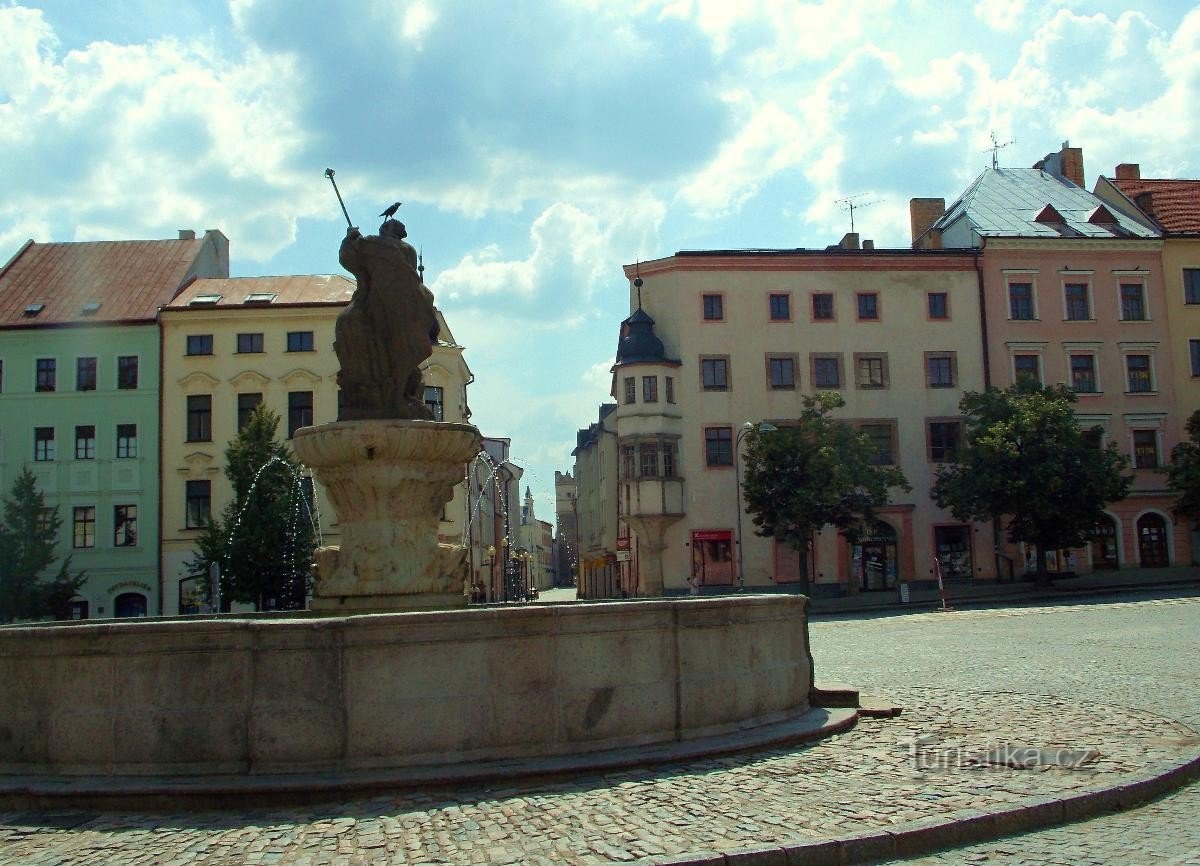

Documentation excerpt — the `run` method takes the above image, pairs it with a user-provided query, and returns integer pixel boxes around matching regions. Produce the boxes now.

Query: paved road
[810,590,1200,865]
[1,591,1197,865]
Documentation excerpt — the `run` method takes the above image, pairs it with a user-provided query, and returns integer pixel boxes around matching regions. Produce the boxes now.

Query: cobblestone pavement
[1,591,1197,865]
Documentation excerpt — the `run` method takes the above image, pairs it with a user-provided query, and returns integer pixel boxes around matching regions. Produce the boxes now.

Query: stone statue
[335,219,440,421]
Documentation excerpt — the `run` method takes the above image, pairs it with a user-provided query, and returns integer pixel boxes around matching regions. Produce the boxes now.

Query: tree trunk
[1034,543,1051,587]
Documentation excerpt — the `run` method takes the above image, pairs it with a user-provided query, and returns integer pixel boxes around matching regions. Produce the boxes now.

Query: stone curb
[0,707,859,813]
[635,747,1200,866]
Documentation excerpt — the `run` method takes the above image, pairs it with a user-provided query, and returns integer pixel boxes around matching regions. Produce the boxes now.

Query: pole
[208,561,221,615]
[324,168,353,228]
[734,428,747,592]
[934,556,952,611]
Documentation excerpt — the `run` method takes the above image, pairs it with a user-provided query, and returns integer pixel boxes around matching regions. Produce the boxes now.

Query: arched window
[114,592,148,618]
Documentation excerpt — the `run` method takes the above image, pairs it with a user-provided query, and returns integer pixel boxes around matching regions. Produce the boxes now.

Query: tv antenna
[985,132,1015,169]
[835,194,881,234]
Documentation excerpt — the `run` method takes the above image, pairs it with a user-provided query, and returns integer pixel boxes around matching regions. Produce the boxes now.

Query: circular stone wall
[0,595,812,778]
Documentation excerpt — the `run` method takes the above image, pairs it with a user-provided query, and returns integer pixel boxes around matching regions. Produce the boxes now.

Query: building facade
[919,143,1189,571]
[552,469,578,586]
[0,230,229,618]
[159,275,475,614]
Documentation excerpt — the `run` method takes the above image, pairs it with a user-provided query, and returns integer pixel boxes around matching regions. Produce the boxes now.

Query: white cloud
[974,0,1027,32]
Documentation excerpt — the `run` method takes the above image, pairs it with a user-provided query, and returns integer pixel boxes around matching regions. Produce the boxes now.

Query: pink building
[916,142,1187,571]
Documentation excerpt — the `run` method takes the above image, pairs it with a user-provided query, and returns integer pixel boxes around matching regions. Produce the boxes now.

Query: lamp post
[484,544,496,603]
[499,536,510,601]
[735,421,778,591]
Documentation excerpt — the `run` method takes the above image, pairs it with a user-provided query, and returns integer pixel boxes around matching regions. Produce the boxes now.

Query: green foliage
[931,382,1132,575]
[741,392,910,581]
[0,468,85,623]
[1167,409,1200,524]
[187,406,316,611]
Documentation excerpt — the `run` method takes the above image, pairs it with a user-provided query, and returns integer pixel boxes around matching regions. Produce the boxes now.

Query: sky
[3,0,1199,527]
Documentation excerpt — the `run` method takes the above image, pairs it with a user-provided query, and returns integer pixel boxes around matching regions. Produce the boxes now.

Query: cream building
[576,240,998,598]
[159,275,473,613]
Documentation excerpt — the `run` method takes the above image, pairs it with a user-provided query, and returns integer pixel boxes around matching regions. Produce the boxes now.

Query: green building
[0,230,228,618]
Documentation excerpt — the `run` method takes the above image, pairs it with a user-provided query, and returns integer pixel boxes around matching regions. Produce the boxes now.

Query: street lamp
[735,421,778,591]
[484,544,496,603]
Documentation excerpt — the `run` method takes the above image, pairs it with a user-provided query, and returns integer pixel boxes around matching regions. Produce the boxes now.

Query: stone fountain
[292,219,481,612]
[0,214,825,809]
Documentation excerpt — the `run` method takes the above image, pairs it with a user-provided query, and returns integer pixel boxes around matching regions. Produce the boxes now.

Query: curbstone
[835,828,895,864]
[782,839,842,865]
[723,844,790,865]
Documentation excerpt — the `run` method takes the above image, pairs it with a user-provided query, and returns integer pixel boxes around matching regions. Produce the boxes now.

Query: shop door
[1089,516,1119,570]
[1137,514,1169,567]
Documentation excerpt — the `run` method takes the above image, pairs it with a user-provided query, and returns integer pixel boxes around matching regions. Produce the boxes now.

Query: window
[116,424,137,458]
[237,393,263,430]
[702,294,724,321]
[665,376,675,404]
[928,292,948,319]
[623,377,636,404]
[186,480,211,528]
[1120,283,1146,321]
[1014,354,1041,385]
[236,332,264,353]
[424,385,444,421]
[812,292,834,321]
[855,353,888,389]
[642,376,658,403]
[1185,269,1200,305]
[859,423,895,465]
[705,426,733,466]
[767,355,796,389]
[662,441,677,477]
[621,445,635,480]
[700,357,729,391]
[72,506,95,549]
[1126,354,1153,392]
[117,355,138,389]
[1064,283,1090,320]
[36,358,56,392]
[812,355,842,389]
[638,443,659,478]
[288,390,313,437]
[187,395,212,441]
[113,504,137,547]
[926,352,956,388]
[74,425,95,460]
[34,426,55,461]
[1191,340,1200,377]
[1070,355,1097,393]
[857,292,879,320]
[76,357,97,391]
[769,293,790,321]
[1133,430,1159,469]
[287,331,315,352]
[1009,283,1034,320]
[186,334,214,356]
[928,421,961,462]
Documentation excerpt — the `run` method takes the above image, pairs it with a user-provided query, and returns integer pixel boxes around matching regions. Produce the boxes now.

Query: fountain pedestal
[293,419,482,612]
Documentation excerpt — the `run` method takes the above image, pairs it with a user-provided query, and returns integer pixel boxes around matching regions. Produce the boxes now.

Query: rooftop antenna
[835,194,881,234]
[985,132,1015,169]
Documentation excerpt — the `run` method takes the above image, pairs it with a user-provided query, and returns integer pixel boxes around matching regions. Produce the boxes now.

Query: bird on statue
[379,201,402,219]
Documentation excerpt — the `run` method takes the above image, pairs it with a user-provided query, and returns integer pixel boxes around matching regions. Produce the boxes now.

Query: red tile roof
[1108,178,1200,234]
[0,237,214,327]
[165,275,355,309]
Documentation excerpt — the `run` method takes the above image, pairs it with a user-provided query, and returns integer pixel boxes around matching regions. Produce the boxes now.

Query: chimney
[1059,140,1084,188]
[1115,163,1141,181]
[909,198,946,248]
[862,239,875,251]
[839,232,860,250]
[178,229,196,240]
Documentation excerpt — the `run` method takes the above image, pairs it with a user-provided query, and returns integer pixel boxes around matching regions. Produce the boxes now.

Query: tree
[0,468,85,622]
[1167,409,1200,525]
[188,406,316,611]
[931,382,1132,583]
[741,392,910,587]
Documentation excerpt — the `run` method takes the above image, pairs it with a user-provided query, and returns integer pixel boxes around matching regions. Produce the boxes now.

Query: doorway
[1137,513,1169,567]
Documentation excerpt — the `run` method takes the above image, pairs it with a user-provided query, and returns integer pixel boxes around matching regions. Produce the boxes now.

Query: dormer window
[189,294,222,306]
[1034,204,1065,224]
[80,301,101,315]
[244,292,277,305]
[23,303,44,317]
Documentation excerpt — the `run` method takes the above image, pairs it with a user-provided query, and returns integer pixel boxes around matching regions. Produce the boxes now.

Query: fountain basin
[0,596,812,779]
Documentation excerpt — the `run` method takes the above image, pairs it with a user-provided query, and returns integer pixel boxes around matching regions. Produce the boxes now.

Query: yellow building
[577,238,999,598]
[159,275,474,612]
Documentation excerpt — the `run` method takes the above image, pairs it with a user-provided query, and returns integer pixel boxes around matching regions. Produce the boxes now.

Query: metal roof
[935,168,1159,240]
[0,237,212,327]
